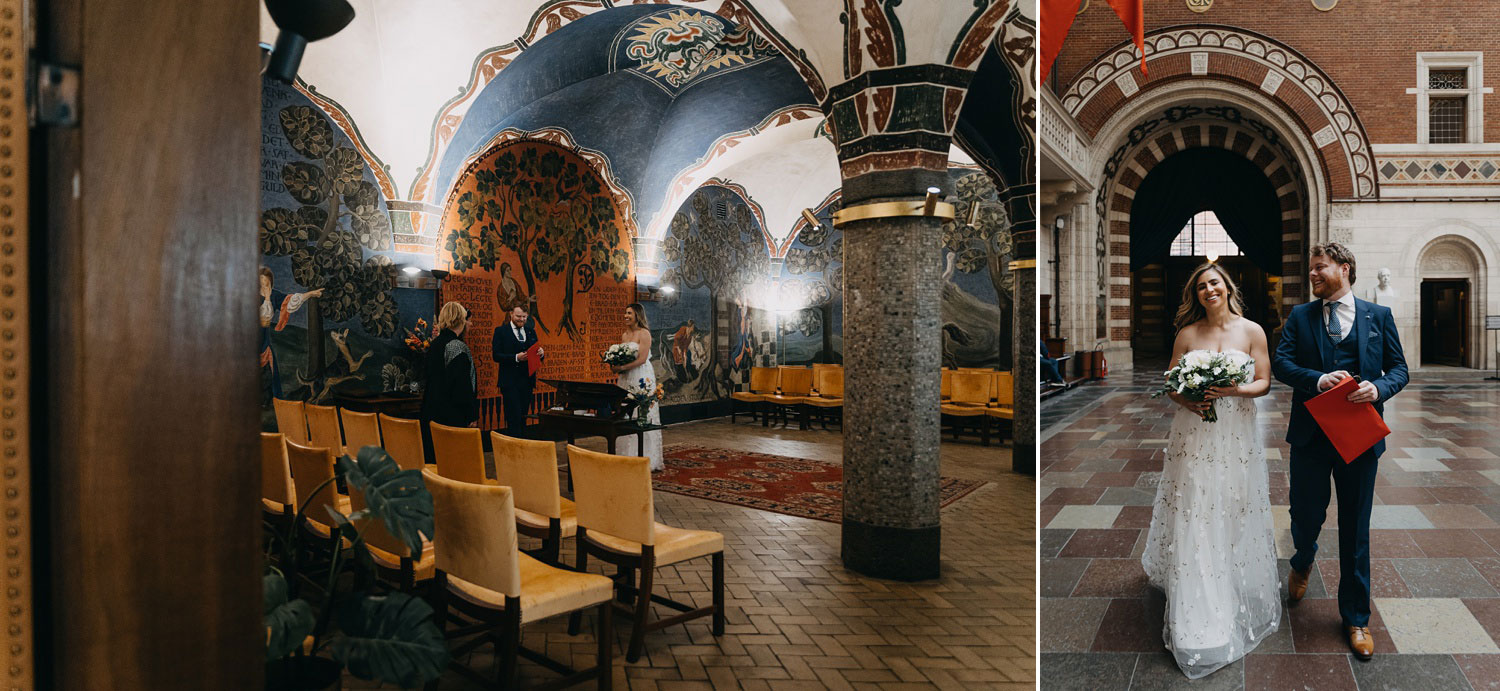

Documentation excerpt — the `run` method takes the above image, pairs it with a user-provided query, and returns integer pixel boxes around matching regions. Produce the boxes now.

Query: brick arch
[1062,25,1377,200]
[1095,111,1309,344]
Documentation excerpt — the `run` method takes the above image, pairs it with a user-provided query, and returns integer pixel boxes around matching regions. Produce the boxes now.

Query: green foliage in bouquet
[1150,351,1253,423]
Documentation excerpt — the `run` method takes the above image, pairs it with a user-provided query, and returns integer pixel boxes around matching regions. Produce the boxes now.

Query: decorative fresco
[648,186,771,410]
[619,9,780,93]
[779,204,842,366]
[944,168,1009,369]
[260,79,418,406]
[439,139,634,400]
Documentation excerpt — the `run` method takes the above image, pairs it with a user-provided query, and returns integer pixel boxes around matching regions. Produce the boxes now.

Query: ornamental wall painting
[439,139,634,400]
[259,79,419,408]
[648,186,771,409]
[944,167,1009,369]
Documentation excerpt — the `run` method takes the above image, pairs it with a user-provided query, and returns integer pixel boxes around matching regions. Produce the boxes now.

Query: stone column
[840,183,947,582]
[1008,183,1037,477]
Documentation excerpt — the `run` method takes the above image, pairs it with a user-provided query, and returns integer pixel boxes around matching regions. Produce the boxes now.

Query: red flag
[1105,0,1147,76]
[1039,0,1082,85]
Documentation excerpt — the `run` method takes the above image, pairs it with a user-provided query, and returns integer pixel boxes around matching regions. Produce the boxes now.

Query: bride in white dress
[612,302,663,471]
[1142,262,1280,679]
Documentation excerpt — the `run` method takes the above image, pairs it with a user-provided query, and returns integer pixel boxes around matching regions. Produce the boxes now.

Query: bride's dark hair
[1173,262,1246,331]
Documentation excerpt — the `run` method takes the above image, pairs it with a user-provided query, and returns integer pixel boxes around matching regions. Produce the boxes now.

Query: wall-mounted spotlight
[430,269,450,281]
[263,0,357,83]
[1206,252,1221,264]
[922,187,941,216]
[660,285,677,295]
[801,208,821,230]
[1055,216,1066,231]
[401,265,422,275]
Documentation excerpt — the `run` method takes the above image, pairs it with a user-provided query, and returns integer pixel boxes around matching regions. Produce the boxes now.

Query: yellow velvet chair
[565,445,725,663]
[423,469,615,690]
[767,366,813,429]
[492,432,577,566]
[729,366,779,425]
[348,480,434,592]
[940,369,953,402]
[429,421,494,486]
[988,371,1014,443]
[339,408,382,459]
[260,432,296,535]
[377,413,427,471]
[284,439,353,581]
[304,403,343,458]
[804,365,844,429]
[941,370,995,445]
[273,398,310,445]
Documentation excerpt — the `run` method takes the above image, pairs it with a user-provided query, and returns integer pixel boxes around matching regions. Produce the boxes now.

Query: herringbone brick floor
[350,418,1034,690]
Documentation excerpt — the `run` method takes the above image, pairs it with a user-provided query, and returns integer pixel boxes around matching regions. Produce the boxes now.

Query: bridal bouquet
[1150,351,1252,423]
[602,342,639,367]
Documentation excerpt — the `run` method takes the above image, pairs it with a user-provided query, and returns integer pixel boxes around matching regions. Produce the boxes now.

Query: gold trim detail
[1009,259,1037,270]
[832,201,956,226]
[2,0,29,686]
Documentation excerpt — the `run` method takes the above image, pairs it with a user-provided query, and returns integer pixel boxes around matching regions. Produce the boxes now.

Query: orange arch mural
[439,139,635,400]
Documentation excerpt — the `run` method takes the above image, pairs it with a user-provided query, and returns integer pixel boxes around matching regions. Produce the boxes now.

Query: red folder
[1304,377,1391,463]
[525,343,542,376]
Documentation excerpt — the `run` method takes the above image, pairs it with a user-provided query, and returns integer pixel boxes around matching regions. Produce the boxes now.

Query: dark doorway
[1422,279,1470,366]
[1127,147,1289,362]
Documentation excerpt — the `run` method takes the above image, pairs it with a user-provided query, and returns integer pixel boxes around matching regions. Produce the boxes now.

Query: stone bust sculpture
[1368,267,1398,305]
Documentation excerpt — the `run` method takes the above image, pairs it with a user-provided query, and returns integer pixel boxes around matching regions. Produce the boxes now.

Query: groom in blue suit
[1272,242,1408,661]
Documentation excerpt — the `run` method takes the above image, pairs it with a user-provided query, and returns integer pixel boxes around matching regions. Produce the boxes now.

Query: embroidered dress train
[1142,349,1281,679]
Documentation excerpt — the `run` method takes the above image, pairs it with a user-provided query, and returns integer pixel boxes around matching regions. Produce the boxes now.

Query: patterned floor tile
[1376,598,1500,654]
[1045,505,1123,529]
[1038,653,1137,690]
[1041,599,1111,653]
[1044,369,1500,690]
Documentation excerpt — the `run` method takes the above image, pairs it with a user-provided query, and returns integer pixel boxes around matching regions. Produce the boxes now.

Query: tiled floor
[1041,364,1500,689]
[349,418,1031,690]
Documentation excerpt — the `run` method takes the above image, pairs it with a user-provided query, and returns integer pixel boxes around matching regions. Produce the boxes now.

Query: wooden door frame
[37,0,263,688]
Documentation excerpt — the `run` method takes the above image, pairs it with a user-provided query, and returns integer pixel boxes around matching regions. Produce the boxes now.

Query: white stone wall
[1334,200,1500,371]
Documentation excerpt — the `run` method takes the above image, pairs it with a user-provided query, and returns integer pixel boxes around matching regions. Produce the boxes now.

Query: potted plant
[264,446,448,689]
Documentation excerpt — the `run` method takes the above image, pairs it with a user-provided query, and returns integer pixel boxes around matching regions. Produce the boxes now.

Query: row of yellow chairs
[941,369,1012,446]
[272,398,428,470]
[730,365,845,429]
[263,402,727,684]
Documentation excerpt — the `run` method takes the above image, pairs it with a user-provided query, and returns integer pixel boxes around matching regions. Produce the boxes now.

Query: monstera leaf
[264,572,316,661]
[338,446,433,557]
[330,592,447,688]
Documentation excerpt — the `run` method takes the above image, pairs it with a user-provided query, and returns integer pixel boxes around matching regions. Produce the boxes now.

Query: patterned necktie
[1326,301,1343,343]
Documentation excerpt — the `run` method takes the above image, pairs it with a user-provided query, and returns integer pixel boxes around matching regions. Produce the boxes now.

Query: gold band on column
[1009,259,1037,270]
[832,200,956,226]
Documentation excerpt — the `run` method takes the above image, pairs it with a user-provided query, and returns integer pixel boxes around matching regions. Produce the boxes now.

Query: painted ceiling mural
[261,0,1018,259]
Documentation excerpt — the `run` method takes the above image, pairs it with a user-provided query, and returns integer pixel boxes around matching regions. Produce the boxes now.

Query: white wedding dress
[617,354,663,471]
[1142,349,1280,679]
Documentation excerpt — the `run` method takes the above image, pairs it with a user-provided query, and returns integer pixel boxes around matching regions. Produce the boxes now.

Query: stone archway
[1417,235,1490,369]
[1059,26,1369,368]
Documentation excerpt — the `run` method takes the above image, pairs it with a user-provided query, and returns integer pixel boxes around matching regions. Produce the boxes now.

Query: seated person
[1040,339,1065,385]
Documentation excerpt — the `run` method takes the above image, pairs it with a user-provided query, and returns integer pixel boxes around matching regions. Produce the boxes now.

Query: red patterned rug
[653,444,989,523]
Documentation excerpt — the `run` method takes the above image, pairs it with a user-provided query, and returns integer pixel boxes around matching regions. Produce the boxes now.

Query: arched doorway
[1129,147,1286,360]
[1418,236,1488,368]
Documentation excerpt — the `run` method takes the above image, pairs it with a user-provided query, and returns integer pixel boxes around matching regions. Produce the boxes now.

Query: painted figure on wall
[942,170,1009,369]
[495,261,535,314]
[260,266,322,400]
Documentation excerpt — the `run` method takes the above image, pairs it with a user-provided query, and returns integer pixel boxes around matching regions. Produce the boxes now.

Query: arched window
[1168,211,1242,258]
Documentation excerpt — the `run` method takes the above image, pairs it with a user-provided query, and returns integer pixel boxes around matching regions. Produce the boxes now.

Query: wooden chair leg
[626,553,655,663]
[712,551,725,636]
[569,531,589,636]
[497,601,520,688]
[424,572,448,691]
[597,600,613,690]
[760,402,769,427]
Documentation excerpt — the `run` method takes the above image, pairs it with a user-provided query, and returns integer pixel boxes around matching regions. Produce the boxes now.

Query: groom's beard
[1312,275,1347,300]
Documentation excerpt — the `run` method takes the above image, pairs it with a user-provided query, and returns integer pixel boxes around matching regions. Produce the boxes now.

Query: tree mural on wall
[659,193,769,398]
[944,171,1012,368]
[782,211,842,363]
[443,144,629,339]
[260,105,399,382]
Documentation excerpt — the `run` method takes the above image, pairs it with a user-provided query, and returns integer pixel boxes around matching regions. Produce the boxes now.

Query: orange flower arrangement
[403,317,434,353]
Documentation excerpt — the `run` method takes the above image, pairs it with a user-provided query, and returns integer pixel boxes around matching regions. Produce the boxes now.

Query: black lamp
[263,0,356,83]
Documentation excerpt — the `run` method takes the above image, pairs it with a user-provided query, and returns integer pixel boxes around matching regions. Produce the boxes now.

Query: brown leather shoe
[1347,626,1374,660]
[1288,566,1310,603]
